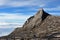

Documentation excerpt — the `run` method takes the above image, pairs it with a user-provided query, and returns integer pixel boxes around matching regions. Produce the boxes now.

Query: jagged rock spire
[35,8,50,21]
[35,8,44,17]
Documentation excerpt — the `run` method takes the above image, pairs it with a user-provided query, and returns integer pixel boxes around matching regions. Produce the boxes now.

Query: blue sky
[0,0,60,36]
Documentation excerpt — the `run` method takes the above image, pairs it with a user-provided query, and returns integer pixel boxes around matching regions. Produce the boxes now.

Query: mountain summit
[35,8,49,21]
[0,8,60,40]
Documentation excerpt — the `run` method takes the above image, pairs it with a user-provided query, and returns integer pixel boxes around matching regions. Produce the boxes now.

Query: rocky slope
[0,8,60,40]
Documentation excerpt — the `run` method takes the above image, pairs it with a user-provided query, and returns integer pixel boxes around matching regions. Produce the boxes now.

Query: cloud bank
[0,13,32,28]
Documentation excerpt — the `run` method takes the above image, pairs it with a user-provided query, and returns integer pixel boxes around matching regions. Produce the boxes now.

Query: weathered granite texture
[0,9,60,40]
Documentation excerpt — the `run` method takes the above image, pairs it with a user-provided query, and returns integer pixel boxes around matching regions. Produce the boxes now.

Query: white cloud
[49,13,60,16]
[44,6,60,11]
[0,13,31,20]
[0,13,32,28]
[43,6,60,16]
[0,0,55,7]
[0,28,14,37]
[0,32,10,37]
[0,22,22,28]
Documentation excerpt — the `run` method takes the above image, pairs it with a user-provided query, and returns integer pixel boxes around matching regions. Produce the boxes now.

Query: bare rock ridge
[23,8,50,30]
[0,8,60,40]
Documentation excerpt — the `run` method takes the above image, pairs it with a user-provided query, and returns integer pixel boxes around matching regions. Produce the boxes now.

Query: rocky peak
[35,8,44,17]
[23,8,50,30]
[1,8,60,40]
[35,8,50,21]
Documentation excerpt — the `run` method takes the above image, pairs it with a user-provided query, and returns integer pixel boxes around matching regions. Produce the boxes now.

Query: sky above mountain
[0,0,60,36]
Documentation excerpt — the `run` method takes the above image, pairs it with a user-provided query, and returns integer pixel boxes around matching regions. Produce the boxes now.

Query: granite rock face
[0,9,60,40]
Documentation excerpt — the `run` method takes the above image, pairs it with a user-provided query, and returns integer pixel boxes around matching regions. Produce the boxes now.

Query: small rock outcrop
[0,8,60,40]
